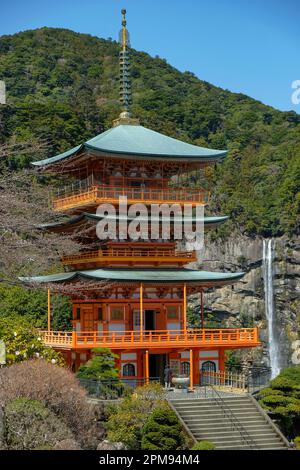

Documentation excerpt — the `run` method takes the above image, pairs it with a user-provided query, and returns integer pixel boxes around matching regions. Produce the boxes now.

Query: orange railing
[53,185,209,211]
[62,248,196,265]
[39,328,259,350]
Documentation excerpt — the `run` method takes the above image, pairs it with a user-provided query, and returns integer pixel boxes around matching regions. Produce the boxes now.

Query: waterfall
[262,239,281,379]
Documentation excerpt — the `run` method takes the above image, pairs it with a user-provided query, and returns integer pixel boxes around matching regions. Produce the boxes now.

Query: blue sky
[0,0,299,112]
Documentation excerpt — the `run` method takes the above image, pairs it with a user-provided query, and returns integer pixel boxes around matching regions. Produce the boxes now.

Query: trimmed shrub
[77,348,119,380]
[192,441,216,450]
[5,398,73,450]
[258,366,300,438]
[141,407,184,450]
[106,383,167,450]
[294,437,300,450]
[271,376,295,392]
[0,359,100,448]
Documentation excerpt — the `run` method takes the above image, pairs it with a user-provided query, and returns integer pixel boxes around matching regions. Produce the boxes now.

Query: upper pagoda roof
[32,124,227,167]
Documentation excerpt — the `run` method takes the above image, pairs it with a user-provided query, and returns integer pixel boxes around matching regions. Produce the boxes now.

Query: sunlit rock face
[189,234,300,369]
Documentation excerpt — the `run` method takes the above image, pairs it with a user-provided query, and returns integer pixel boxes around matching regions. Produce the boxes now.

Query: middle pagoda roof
[32,123,227,168]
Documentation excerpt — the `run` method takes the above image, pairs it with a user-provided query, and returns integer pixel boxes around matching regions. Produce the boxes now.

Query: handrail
[39,328,259,349]
[62,248,196,263]
[207,384,258,450]
[53,183,209,209]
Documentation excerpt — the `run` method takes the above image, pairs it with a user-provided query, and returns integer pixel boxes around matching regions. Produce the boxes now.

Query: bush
[191,441,216,450]
[0,315,64,366]
[4,398,73,450]
[271,376,295,392]
[77,348,119,380]
[141,406,184,450]
[294,437,300,450]
[0,360,100,448]
[258,366,300,438]
[106,383,167,450]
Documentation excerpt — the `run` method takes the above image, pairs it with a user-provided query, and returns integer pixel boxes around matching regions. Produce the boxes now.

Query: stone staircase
[169,395,290,450]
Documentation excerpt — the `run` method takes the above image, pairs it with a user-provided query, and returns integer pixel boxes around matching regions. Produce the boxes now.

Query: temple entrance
[149,354,166,382]
[145,310,155,331]
[81,306,94,331]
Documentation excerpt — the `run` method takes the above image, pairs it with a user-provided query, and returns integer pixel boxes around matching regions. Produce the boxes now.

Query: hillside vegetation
[0,27,299,236]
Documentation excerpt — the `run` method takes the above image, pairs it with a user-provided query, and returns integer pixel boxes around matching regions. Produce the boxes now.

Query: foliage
[258,366,300,438]
[0,285,72,330]
[191,440,216,450]
[0,359,101,448]
[294,436,300,450]
[76,348,119,380]
[141,406,185,450]
[0,315,64,365]
[0,27,299,237]
[4,398,73,450]
[105,383,167,449]
[225,350,243,372]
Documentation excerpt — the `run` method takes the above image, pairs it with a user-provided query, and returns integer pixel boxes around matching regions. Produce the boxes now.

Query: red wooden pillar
[201,290,204,328]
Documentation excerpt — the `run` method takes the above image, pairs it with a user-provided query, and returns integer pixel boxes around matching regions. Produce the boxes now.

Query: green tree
[76,347,119,380]
[141,407,184,450]
[0,315,64,365]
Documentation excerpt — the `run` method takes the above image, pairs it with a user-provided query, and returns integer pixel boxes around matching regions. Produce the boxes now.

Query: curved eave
[31,124,227,167]
[20,268,245,287]
[37,214,229,231]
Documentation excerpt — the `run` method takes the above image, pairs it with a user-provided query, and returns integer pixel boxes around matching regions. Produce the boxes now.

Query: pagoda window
[181,361,190,376]
[97,307,103,321]
[110,306,125,321]
[122,363,136,377]
[167,306,179,320]
[76,307,80,320]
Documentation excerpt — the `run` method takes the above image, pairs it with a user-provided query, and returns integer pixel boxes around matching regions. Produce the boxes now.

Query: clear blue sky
[1,0,299,112]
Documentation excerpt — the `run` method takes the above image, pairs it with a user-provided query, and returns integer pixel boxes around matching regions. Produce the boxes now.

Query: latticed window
[181,361,190,376]
[110,306,124,321]
[123,363,135,377]
[167,306,179,319]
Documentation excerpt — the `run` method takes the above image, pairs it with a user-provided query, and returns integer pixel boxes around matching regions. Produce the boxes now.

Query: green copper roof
[21,268,244,286]
[32,124,227,167]
[37,213,229,230]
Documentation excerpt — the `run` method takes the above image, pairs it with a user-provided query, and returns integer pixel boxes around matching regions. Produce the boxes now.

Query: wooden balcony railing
[53,185,209,211]
[39,328,259,350]
[62,248,197,266]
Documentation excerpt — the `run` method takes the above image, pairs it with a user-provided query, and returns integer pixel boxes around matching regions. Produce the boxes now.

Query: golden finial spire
[113,9,139,126]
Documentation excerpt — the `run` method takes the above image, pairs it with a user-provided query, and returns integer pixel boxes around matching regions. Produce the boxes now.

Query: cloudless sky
[0,0,299,112]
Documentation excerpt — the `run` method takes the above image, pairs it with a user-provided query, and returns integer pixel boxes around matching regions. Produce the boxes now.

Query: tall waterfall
[263,239,281,379]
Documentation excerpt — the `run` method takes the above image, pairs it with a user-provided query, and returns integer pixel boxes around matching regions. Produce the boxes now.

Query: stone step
[169,394,289,450]
[189,423,272,432]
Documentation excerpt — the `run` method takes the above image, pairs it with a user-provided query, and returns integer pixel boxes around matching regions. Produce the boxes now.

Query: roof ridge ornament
[113,8,140,127]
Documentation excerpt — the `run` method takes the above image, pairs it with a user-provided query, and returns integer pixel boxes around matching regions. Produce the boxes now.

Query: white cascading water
[262,239,281,379]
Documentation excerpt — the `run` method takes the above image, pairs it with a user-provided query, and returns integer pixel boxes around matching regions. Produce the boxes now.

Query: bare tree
[0,136,85,286]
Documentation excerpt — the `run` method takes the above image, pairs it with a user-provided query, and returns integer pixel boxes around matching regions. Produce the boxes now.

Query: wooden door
[81,306,94,332]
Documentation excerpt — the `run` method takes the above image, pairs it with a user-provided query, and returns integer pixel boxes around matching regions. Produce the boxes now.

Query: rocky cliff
[189,234,300,369]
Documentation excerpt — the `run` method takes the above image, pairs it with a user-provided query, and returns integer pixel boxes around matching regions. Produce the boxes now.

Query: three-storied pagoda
[28,10,260,385]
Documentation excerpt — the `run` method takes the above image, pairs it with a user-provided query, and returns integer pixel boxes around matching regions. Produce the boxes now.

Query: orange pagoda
[28,10,260,386]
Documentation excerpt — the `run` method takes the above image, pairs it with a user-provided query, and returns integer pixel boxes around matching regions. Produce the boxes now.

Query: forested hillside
[0,27,299,236]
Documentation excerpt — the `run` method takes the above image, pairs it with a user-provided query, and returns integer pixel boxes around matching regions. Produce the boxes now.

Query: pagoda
[28,10,260,386]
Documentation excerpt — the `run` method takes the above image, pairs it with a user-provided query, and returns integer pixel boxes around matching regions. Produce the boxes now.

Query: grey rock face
[97,439,127,450]
[190,234,300,369]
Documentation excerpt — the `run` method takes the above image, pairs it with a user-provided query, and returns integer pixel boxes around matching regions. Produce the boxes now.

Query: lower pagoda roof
[37,213,229,232]
[21,268,244,287]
